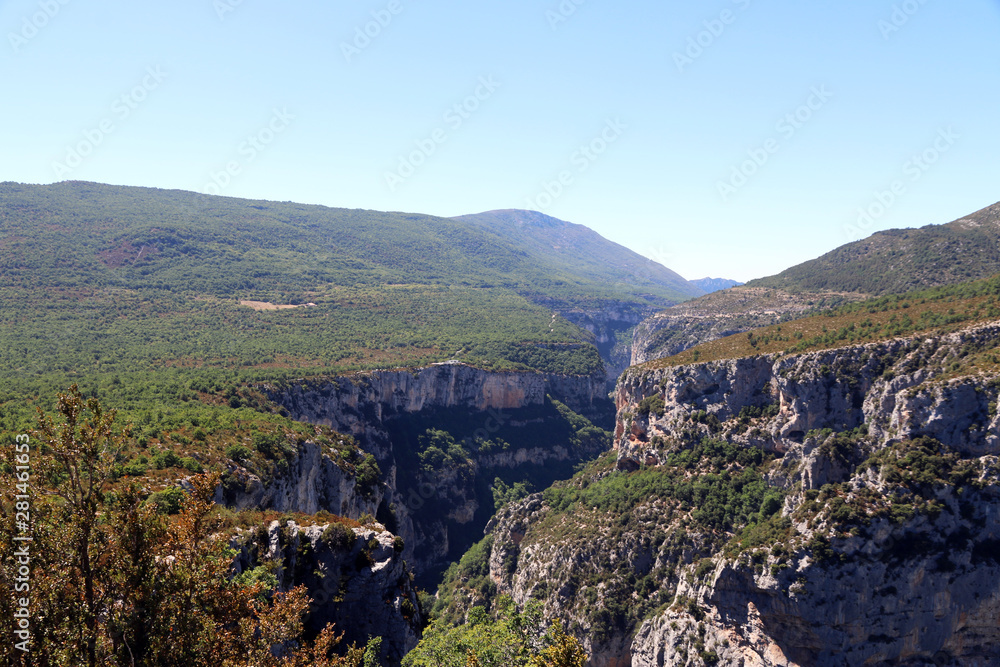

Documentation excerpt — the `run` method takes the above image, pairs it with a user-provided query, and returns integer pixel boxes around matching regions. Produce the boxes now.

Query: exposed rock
[232,520,421,666]
[216,440,382,518]
[255,362,612,578]
[476,320,1000,667]
[265,362,607,431]
[630,288,863,366]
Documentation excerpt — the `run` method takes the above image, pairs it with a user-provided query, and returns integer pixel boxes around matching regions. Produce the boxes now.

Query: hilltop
[632,200,1000,364]
[454,209,703,302]
[691,277,743,293]
[748,201,1000,294]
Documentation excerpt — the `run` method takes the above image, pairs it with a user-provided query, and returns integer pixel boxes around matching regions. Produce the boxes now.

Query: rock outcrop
[232,519,421,666]
[472,320,1000,667]
[216,439,382,518]
[630,288,861,366]
[254,362,612,578]
[266,362,607,433]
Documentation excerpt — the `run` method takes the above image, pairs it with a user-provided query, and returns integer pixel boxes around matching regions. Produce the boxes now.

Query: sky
[2,0,998,283]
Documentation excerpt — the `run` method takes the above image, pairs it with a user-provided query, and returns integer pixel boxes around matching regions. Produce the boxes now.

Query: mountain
[0,180,665,611]
[632,200,1000,364]
[691,277,743,293]
[454,209,706,379]
[0,182,699,389]
[454,209,704,302]
[748,201,1000,295]
[430,277,1000,665]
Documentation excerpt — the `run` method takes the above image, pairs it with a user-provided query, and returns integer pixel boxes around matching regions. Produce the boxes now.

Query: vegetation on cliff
[0,387,383,666]
[652,273,1000,369]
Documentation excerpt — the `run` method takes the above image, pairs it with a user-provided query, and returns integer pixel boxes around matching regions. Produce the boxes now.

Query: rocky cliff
[465,320,1000,666]
[216,439,383,518]
[251,362,612,579]
[232,519,421,665]
[630,288,863,366]
[544,300,665,381]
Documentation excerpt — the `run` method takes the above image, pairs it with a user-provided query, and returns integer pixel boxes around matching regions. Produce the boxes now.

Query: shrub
[252,431,293,459]
[320,522,356,551]
[355,454,381,497]
[121,458,148,477]
[225,443,254,463]
[148,486,187,515]
[180,456,203,473]
[152,449,182,470]
[637,394,666,417]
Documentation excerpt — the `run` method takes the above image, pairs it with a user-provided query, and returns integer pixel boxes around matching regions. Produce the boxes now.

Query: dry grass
[646,293,1000,369]
[239,300,309,311]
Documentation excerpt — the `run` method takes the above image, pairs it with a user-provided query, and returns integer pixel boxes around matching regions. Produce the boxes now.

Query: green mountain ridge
[631,200,1000,365]
[0,181,702,388]
[747,200,1000,295]
[453,209,704,303]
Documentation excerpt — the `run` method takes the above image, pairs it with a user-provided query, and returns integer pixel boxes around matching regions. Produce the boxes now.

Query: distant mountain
[747,201,1000,295]
[0,182,701,387]
[454,209,705,303]
[690,277,743,293]
[632,200,1000,364]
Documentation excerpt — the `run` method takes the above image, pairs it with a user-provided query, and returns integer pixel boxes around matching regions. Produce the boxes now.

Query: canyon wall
[478,321,1000,666]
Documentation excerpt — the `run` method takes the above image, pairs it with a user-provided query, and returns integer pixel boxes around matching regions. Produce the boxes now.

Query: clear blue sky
[2,0,998,282]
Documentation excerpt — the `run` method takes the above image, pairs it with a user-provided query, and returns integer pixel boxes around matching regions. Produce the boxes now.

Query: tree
[402,596,588,667]
[0,386,378,667]
[528,622,588,667]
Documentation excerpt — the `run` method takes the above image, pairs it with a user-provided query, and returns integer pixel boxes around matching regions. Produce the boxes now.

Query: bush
[321,522,356,551]
[637,394,666,417]
[180,456,203,473]
[152,449,182,470]
[355,454,381,498]
[252,431,293,459]
[225,443,254,463]
[148,486,187,515]
[121,458,148,477]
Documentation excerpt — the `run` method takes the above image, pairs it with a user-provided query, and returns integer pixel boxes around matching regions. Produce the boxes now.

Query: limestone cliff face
[256,362,610,577]
[553,302,663,381]
[478,321,1000,667]
[629,288,850,366]
[616,322,1000,464]
[232,520,421,666]
[267,362,606,431]
[217,440,382,518]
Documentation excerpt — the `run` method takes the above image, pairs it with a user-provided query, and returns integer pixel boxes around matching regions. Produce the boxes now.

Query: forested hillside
[0,181,701,426]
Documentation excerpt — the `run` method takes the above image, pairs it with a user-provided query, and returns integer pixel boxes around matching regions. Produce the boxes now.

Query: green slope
[2,181,656,383]
[0,182,695,307]
[454,209,704,305]
[747,201,1000,295]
